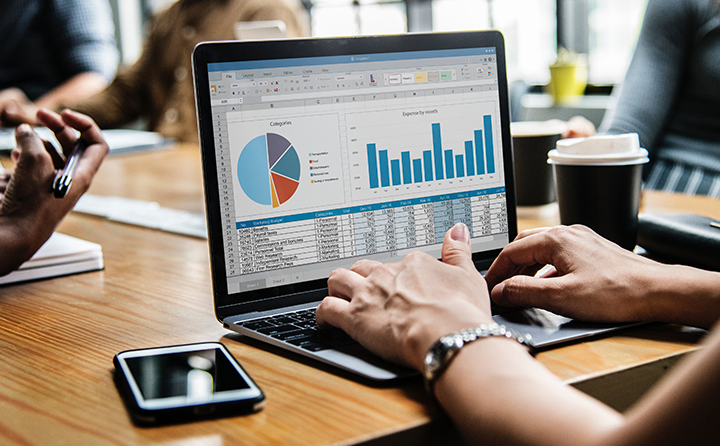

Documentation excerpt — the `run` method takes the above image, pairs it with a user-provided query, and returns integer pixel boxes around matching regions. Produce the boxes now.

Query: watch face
[427,344,443,367]
[425,335,461,381]
[424,351,439,380]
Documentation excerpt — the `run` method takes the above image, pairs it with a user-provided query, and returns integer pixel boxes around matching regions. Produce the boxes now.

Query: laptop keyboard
[236,304,516,353]
[236,309,357,352]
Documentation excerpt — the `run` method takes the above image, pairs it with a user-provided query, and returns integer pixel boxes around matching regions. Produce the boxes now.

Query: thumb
[13,124,54,185]
[1,124,54,215]
[15,124,43,155]
[441,223,474,271]
[14,124,45,159]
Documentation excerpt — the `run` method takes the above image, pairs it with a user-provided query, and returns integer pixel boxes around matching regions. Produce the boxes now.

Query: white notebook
[0,233,104,285]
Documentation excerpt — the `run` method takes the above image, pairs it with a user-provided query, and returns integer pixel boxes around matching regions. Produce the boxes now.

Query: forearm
[647,264,720,329]
[434,338,623,446]
[35,73,109,112]
[0,217,51,276]
[71,58,151,130]
[605,324,720,446]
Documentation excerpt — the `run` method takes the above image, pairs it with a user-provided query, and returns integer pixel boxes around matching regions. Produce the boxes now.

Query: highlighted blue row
[367,118,495,189]
[236,186,505,228]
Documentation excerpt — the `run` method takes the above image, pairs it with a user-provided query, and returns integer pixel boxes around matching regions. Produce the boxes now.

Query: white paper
[0,233,103,285]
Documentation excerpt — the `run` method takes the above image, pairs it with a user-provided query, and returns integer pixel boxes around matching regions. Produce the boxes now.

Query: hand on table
[316,223,493,371]
[546,116,596,139]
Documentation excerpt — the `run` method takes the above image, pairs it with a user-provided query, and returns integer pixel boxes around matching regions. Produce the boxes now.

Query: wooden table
[1,145,717,445]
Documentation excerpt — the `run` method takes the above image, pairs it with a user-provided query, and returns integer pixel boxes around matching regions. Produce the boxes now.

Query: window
[307,0,556,83]
[308,0,407,37]
[128,0,648,85]
[587,0,647,84]
[432,0,556,83]
[134,0,646,85]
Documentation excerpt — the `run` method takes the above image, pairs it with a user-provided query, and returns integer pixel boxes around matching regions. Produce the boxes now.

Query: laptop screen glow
[205,46,510,297]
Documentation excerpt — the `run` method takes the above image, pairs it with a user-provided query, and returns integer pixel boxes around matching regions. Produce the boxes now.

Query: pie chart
[237,133,301,208]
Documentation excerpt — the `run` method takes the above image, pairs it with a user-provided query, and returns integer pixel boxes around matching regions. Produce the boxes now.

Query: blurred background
[111,0,648,127]
[114,0,645,84]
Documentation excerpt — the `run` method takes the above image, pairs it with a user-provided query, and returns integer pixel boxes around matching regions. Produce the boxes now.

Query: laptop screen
[193,32,517,315]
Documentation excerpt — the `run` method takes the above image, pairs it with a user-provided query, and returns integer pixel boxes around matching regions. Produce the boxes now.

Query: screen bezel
[192,31,518,321]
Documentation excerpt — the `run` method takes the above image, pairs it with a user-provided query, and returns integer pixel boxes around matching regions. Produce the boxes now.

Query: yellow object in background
[547,49,587,104]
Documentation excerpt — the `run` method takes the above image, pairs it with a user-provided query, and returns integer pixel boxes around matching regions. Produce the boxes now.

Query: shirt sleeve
[71,6,163,129]
[607,0,693,155]
[48,0,119,81]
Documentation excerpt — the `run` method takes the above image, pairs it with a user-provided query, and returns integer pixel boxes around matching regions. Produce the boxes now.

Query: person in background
[0,0,119,127]
[566,0,720,198]
[316,223,720,445]
[0,109,109,276]
[72,0,310,144]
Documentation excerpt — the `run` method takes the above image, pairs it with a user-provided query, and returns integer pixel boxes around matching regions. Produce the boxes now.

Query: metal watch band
[423,323,532,394]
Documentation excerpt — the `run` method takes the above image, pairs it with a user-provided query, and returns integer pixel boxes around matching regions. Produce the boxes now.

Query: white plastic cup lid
[548,133,649,166]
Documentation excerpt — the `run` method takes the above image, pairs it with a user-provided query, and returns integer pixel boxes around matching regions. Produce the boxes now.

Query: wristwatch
[423,323,532,394]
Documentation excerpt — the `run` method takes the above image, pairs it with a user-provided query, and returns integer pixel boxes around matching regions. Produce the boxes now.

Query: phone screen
[124,347,250,401]
[114,342,264,424]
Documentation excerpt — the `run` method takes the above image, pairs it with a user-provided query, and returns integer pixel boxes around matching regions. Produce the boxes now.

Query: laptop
[192,31,637,381]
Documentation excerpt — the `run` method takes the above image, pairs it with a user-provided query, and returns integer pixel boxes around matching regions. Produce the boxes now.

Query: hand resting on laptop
[486,225,720,329]
[318,223,493,370]
[316,223,720,445]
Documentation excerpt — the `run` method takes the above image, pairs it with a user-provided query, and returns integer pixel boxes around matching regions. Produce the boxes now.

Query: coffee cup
[548,134,649,250]
[511,121,566,207]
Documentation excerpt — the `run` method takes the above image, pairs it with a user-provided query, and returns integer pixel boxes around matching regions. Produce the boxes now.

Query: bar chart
[366,118,495,188]
[346,102,500,200]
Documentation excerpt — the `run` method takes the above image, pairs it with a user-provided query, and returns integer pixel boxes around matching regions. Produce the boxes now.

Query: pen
[52,139,87,199]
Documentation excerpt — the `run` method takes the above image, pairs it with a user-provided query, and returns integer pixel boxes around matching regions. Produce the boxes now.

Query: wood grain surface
[1,145,716,445]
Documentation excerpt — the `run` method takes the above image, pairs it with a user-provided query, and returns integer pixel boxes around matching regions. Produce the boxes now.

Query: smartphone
[113,342,265,426]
